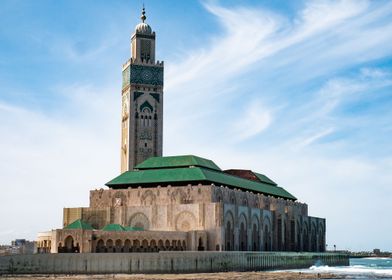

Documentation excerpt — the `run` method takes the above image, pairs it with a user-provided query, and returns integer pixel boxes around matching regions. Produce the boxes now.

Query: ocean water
[294,257,392,279]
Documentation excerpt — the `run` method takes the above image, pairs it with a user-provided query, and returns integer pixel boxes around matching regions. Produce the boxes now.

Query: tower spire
[141,5,146,23]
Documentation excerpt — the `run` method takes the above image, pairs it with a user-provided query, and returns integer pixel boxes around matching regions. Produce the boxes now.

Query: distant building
[36,8,326,254]
[0,240,34,256]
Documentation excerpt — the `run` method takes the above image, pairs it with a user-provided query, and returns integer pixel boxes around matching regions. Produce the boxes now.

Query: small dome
[135,6,152,35]
[135,22,152,34]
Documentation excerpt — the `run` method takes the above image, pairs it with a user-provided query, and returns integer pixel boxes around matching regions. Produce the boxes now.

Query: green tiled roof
[135,155,221,171]
[106,155,296,200]
[102,224,126,231]
[124,226,144,231]
[64,219,94,230]
[254,172,277,186]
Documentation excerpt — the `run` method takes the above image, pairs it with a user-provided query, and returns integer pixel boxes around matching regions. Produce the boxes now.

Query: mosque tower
[120,7,164,172]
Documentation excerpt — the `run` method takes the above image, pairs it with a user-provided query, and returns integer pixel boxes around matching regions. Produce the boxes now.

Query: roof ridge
[134,155,221,171]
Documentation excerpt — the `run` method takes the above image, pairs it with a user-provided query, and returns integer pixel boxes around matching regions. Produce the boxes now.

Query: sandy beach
[0,272,346,280]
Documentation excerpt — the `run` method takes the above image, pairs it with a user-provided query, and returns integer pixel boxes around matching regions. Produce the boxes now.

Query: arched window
[64,236,79,253]
[277,216,284,251]
[198,237,204,251]
[240,222,247,251]
[150,240,157,252]
[165,240,170,250]
[133,240,141,252]
[225,220,233,251]
[115,239,122,253]
[238,214,248,251]
[139,101,153,127]
[263,217,272,251]
[124,239,131,253]
[106,239,114,253]
[252,224,259,251]
[141,39,151,62]
[158,240,164,251]
[96,239,105,253]
[141,239,149,252]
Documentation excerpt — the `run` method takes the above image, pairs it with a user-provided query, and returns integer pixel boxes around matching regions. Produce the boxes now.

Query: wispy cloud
[230,101,272,141]
[165,0,392,150]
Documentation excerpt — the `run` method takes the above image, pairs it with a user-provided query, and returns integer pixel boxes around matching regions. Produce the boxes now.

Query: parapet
[122,58,164,70]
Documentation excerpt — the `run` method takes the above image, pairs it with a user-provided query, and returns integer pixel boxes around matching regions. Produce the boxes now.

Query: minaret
[121,7,164,172]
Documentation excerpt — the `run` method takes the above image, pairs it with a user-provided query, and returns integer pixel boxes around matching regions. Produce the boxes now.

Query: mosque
[36,8,325,254]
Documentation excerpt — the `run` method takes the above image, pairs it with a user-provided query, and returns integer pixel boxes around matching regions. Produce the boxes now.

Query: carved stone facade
[37,183,325,253]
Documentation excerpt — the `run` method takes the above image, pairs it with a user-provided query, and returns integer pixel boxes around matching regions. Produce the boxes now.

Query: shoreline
[0,271,347,280]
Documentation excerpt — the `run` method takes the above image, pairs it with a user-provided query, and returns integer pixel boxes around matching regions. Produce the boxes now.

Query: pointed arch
[140,100,153,112]
[175,211,197,231]
[224,211,235,251]
[251,214,260,251]
[263,216,272,251]
[238,213,248,251]
[129,212,150,230]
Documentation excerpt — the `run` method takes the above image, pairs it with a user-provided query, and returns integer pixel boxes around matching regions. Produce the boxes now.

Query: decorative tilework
[140,101,153,112]
[130,64,163,86]
[133,91,144,101]
[150,93,160,103]
[122,66,130,88]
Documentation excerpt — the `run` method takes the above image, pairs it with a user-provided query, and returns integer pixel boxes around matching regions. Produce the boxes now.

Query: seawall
[0,252,349,274]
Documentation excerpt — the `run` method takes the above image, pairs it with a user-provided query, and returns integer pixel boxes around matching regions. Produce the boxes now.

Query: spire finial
[141,4,146,23]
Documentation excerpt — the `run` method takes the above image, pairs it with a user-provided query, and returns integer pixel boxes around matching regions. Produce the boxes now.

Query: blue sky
[0,0,391,251]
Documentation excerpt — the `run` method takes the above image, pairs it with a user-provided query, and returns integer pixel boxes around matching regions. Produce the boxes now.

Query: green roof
[106,155,296,200]
[64,219,94,230]
[124,226,144,231]
[254,172,277,186]
[135,155,221,171]
[102,224,126,231]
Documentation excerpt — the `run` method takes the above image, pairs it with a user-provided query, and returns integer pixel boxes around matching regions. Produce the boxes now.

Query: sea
[289,257,392,279]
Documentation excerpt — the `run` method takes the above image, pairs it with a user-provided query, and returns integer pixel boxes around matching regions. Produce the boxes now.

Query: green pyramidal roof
[135,155,221,171]
[102,224,126,231]
[106,155,297,201]
[64,219,94,230]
